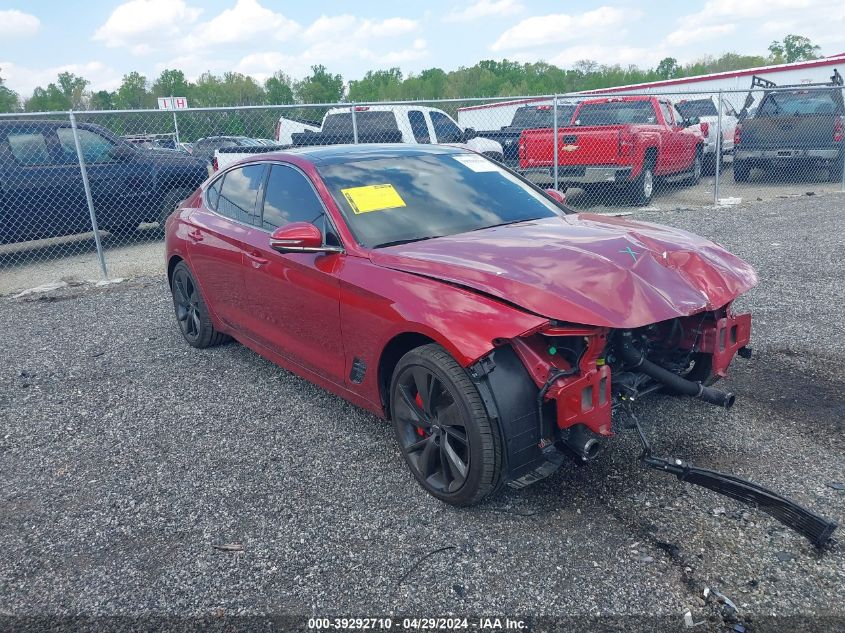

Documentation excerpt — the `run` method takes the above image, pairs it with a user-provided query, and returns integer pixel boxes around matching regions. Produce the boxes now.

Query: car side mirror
[544,189,566,204]
[269,222,343,254]
[463,127,477,141]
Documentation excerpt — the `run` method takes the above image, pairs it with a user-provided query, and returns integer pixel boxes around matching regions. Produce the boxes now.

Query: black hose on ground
[616,333,735,409]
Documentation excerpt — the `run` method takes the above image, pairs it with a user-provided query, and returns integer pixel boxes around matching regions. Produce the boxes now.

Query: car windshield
[675,100,718,118]
[317,152,563,249]
[510,105,577,128]
[758,91,843,116]
[575,101,657,126]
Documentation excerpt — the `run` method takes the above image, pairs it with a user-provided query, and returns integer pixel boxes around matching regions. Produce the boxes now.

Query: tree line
[0,35,822,114]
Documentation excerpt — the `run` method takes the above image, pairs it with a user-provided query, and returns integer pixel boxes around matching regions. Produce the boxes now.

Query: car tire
[828,156,844,183]
[170,261,230,349]
[686,148,703,185]
[390,343,502,507]
[702,152,720,176]
[733,160,751,182]
[159,188,194,228]
[629,164,655,206]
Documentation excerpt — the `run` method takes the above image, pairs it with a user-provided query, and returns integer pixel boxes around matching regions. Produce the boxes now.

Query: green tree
[768,34,821,63]
[220,72,265,105]
[348,68,403,102]
[89,90,115,110]
[0,68,19,112]
[264,71,294,104]
[114,71,151,109]
[152,69,191,98]
[192,72,225,107]
[295,65,344,104]
[656,57,679,80]
[25,84,70,111]
[57,72,89,109]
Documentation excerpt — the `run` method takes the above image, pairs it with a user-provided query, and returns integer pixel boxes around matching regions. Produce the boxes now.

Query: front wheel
[686,149,702,185]
[390,344,502,506]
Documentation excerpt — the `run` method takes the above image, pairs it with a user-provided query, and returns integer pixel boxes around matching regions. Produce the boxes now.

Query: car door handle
[187,228,204,242]
[245,251,270,266]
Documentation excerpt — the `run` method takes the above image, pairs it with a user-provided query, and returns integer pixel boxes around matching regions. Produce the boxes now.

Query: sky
[1,0,843,97]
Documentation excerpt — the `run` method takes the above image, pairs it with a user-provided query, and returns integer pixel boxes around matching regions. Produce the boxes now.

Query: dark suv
[0,120,208,243]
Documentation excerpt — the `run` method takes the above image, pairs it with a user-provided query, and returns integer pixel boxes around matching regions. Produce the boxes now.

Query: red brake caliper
[415,393,426,436]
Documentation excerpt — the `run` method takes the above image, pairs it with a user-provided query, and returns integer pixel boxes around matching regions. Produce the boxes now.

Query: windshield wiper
[469,218,542,232]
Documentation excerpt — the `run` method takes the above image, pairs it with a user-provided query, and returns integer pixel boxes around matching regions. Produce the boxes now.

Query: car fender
[337,256,547,410]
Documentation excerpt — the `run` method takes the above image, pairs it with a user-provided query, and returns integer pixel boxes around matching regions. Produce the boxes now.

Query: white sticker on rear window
[452,154,501,172]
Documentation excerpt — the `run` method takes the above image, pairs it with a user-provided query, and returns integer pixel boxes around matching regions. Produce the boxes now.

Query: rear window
[216,164,266,224]
[574,101,657,126]
[675,100,719,118]
[510,105,577,128]
[7,133,51,165]
[323,111,399,134]
[758,91,843,116]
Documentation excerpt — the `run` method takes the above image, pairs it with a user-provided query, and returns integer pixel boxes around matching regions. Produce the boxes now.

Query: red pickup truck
[519,96,704,205]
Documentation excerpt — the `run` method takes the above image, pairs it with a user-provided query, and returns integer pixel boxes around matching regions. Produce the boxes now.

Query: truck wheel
[828,156,844,182]
[629,166,654,206]
[390,343,502,507]
[733,160,751,183]
[686,149,702,185]
[158,188,194,229]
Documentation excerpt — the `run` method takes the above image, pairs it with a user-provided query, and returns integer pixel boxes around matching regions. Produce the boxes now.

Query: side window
[57,128,116,163]
[7,132,52,166]
[430,111,463,143]
[206,177,223,211]
[658,102,675,125]
[217,164,266,224]
[261,165,325,231]
[408,110,430,143]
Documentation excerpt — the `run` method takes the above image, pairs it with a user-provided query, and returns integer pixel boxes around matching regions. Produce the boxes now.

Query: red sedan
[165,144,756,507]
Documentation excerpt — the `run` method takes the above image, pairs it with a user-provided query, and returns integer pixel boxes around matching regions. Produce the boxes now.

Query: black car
[190,135,264,164]
[0,120,208,243]
[474,102,579,168]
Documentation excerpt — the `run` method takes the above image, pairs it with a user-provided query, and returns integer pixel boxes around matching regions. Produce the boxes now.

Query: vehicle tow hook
[624,404,837,549]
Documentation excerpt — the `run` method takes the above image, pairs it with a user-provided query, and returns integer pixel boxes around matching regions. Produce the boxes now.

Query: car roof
[249,143,468,165]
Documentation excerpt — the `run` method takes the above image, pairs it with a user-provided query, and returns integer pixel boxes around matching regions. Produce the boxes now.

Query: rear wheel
[629,165,654,206]
[733,159,751,182]
[828,156,844,182]
[390,343,502,506]
[158,187,193,228]
[170,261,230,348]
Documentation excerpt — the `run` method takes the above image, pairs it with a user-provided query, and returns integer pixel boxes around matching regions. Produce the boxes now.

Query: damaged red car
[166,145,835,546]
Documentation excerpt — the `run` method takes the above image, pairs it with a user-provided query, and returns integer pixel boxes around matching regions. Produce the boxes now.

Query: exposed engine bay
[469,303,836,547]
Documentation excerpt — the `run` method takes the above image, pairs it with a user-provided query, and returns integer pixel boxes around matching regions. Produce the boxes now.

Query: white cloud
[444,0,524,23]
[187,0,300,47]
[93,0,202,50]
[302,15,417,42]
[0,60,121,96]
[0,9,40,37]
[665,23,736,46]
[491,6,637,51]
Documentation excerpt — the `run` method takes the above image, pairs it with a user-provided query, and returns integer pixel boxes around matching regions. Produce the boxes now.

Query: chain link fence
[1,86,843,293]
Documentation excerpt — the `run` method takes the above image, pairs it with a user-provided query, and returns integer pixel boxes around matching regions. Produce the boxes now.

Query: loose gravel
[0,194,843,632]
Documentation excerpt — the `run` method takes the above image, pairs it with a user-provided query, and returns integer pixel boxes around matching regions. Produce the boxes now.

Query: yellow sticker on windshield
[341,184,406,214]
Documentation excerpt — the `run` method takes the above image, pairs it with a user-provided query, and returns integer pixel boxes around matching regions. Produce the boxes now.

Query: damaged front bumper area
[470,305,837,547]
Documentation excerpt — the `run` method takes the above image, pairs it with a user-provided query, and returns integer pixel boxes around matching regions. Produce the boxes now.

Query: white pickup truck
[214,105,504,172]
[675,97,738,174]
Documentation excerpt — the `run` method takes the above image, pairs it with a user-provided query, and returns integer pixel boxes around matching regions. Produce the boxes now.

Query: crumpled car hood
[370,214,757,329]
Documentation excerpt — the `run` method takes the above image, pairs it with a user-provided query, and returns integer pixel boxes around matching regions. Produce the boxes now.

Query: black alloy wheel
[391,343,502,506]
[170,261,229,348]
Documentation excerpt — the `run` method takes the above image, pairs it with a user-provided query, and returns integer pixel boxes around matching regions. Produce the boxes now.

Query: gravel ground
[0,194,843,632]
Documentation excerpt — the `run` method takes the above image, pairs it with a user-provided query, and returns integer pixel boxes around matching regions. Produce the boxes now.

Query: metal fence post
[553,94,559,191]
[69,111,108,279]
[172,105,181,145]
[713,90,723,205]
[350,103,359,144]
